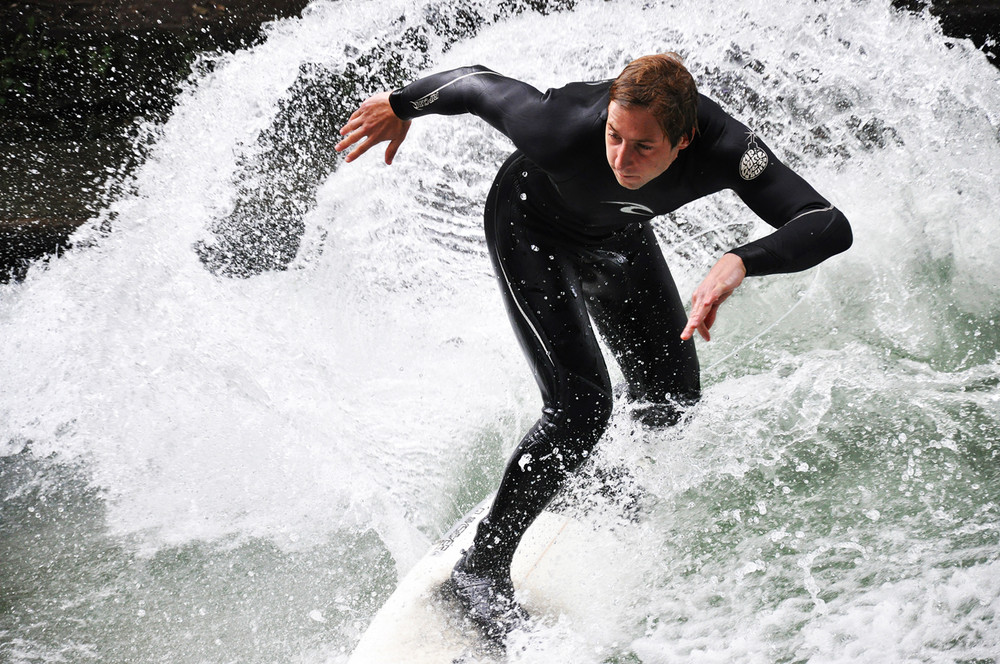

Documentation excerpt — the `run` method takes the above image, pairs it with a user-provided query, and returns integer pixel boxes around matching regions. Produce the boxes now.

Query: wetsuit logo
[739,131,769,180]
[412,91,440,110]
[604,201,655,216]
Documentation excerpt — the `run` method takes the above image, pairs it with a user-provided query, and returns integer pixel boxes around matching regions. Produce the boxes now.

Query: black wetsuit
[389,65,852,575]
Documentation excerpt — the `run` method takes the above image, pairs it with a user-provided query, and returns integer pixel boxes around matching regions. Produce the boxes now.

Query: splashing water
[2,0,999,662]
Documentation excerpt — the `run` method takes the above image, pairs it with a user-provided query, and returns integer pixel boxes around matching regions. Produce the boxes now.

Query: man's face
[605,100,690,190]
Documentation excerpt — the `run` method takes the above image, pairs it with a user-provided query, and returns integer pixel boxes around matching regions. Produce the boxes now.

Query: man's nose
[614,146,632,170]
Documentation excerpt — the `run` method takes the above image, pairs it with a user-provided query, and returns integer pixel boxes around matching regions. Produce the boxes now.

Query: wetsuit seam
[787,204,834,225]
[488,156,557,371]
[415,69,501,112]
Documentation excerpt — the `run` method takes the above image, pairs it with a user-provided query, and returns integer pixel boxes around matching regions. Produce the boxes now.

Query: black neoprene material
[389,65,853,276]
[387,65,852,576]
[469,150,703,572]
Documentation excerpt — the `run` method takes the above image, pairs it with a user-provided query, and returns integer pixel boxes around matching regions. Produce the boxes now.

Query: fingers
[340,132,392,164]
[698,304,719,341]
[335,104,378,158]
[348,136,380,163]
[681,253,746,342]
[334,133,360,157]
[383,121,410,165]
[335,110,365,148]
[702,305,718,333]
[683,304,717,342]
[385,138,401,165]
[338,110,363,137]
[337,121,383,163]
[680,314,698,341]
[334,118,365,155]
[681,298,713,341]
[681,284,726,341]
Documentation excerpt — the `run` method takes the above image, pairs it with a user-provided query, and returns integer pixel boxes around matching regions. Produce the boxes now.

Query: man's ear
[677,129,694,151]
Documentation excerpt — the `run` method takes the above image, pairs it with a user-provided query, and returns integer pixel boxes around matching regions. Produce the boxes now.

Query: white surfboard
[347,497,592,664]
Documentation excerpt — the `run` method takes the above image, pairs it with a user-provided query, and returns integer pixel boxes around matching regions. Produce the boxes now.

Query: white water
[2,0,999,662]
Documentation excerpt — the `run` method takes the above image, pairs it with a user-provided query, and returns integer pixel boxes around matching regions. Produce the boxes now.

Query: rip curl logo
[411,91,439,110]
[739,131,769,180]
[604,201,655,216]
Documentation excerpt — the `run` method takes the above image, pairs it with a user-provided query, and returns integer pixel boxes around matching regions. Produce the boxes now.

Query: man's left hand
[681,253,747,341]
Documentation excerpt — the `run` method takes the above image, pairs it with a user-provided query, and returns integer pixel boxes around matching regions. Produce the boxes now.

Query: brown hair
[609,53,698,147]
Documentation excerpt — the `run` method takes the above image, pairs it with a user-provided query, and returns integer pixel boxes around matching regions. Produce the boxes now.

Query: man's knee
[562,376,614,435]
[531,374,614,469]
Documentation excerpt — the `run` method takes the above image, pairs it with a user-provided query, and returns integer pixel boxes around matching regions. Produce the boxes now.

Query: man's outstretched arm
[337,66,553,165]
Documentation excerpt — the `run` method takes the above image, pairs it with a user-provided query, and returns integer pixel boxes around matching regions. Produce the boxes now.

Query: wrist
[724,251,746,272]
[726,246,765,277]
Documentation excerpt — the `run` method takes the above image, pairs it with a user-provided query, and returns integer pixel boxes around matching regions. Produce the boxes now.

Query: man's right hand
[681,252,746,342]
[335,91,412,165]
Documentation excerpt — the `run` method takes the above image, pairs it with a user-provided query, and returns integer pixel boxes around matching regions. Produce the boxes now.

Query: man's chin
[615,174,643,190]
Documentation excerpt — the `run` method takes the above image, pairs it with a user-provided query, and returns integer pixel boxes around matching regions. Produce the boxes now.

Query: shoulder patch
[739,131,768,180]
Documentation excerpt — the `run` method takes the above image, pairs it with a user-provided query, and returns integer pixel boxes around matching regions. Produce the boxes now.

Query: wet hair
[609,53,698,147]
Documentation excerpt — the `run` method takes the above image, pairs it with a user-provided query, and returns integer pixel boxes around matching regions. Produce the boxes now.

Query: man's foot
[448,547,529,642]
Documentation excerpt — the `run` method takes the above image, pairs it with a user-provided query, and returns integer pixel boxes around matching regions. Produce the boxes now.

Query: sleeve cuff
[388,89,411,121]
[727,245,772,277]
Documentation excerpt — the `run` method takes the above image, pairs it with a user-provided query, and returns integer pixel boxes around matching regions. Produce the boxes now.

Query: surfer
[336,54,852,640]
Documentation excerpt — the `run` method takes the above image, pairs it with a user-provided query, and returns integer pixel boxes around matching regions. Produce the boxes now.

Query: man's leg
[452,157,614,635]
[583,223,701,423]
